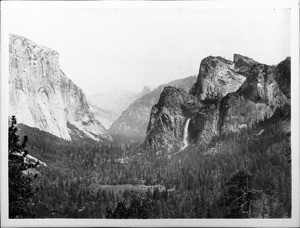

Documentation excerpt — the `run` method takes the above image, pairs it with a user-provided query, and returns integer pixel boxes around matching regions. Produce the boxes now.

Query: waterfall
[181,118,191,150]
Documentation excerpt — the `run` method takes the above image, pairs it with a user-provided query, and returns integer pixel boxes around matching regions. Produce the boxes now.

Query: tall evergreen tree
[218,170,262,218]
[9,116,35,218]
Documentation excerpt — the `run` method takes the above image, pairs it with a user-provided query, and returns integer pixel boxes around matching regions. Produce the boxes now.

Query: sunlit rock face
[9,34,112,141]
[188,55,252,144]
[190,56,247,101]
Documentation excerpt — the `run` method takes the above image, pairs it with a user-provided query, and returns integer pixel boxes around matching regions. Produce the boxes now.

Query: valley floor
[9,109,291,218]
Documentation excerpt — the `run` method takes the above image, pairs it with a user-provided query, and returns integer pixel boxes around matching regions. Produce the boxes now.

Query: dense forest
[9,104,291,218]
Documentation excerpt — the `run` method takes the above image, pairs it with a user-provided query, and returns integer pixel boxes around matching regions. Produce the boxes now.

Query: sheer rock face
[274,57,291,99]
[145,54,290,152]
[144,86,203,152]
[9,34,112,141]
[219,59,290,134]
[109,76,197,139]
[187,54,255,144]
[190,56,247,101]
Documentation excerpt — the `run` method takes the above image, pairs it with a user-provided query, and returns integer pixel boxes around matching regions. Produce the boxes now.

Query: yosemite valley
[9,34,291,219]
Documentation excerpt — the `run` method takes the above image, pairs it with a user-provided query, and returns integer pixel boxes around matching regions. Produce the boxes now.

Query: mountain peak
[191,55,246,100]
[10,33,59,57]
[140,86,151,95]
[233,53,259,64]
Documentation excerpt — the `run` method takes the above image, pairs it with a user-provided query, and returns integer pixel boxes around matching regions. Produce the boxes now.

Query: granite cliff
[9,34,112,141]
[145,54,290,152]
[144,86,203,152]
[219,57,290,134]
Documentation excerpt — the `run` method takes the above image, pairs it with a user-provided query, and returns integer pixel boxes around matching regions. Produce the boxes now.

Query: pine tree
[218,170,262,218]
[9,116,35,218]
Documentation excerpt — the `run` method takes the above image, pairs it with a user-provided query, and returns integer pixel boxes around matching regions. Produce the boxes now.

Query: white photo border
[1,0,299,227]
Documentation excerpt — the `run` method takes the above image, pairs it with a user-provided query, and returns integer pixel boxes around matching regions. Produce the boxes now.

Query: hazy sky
[7,2,290,95]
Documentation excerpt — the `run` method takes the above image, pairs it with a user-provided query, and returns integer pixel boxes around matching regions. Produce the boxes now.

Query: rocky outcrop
[219,59,290,134]
[187,55,252,144]
[144,86,203,152]
[190,55,290,144]
[9,34,112,141]
[109,76,197,139]
[145,54,290,152]
[233,54,260,76]
[190,56,247,101]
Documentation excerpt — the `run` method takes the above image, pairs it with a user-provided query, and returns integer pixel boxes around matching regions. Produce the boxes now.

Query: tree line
[8,105,291,218]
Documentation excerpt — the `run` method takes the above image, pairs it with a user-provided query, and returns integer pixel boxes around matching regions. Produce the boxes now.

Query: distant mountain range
[87,86,151,129]
[109,76,197,140]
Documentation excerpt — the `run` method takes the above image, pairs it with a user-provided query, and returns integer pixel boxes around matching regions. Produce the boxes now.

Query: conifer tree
[218,170,262,218]
[8,116,35,218]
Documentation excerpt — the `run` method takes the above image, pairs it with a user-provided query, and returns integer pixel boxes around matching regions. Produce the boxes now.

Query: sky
[6,2,291,95]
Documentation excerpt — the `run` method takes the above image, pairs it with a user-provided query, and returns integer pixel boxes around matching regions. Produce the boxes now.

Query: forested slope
[13,104,290,218]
